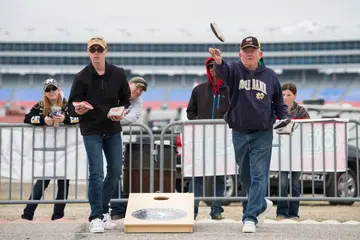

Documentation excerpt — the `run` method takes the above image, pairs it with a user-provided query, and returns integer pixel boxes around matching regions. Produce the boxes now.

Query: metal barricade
[1,118,360,206]
[159,119,241,204]
[0,123,155,205]
[268,119,359,204]
[158,119,360,205]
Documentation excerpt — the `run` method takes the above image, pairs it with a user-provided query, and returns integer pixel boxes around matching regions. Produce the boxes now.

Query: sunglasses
[45,86,58,92]
[89,47,105,53]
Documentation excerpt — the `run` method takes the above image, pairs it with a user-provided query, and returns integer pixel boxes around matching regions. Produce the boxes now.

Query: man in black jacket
[186,57,229,220]
[68,36,131,233]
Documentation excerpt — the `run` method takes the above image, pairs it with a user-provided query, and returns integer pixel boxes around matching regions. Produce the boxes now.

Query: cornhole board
[123,192,194,233]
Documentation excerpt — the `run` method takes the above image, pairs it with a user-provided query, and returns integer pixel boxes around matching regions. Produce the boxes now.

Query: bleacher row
[1,71,360,110]
[1,86,360,105]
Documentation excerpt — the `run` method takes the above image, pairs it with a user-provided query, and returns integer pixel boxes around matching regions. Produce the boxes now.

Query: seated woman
[21,78,79,221]
[276,82,310,219]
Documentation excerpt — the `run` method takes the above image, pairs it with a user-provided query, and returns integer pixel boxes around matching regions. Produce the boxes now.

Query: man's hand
[274,119,298,135]
[273,119,291,129]
[75,105,90,115]
[120,112,126,120]
[44,116,54,126]
[53,114,65,123]
[209,48,223,64]
[109,116,122,121]
[109,110,126,121]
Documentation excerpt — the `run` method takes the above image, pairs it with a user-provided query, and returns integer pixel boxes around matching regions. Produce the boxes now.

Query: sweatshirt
[214,58,289,133]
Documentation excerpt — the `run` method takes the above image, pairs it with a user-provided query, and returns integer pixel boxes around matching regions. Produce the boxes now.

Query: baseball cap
[129,77,148,91]
[43,78,59,90]
[240,36,261,50]
[87,36,107,49]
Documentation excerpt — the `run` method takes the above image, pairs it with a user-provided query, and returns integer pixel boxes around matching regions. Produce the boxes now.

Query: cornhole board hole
[124,192,194,233]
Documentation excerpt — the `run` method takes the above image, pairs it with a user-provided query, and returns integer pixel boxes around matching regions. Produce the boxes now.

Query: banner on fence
[0,119,348,180]
[0,127,105,180]
[182,124,237,177]
[182,119,347,177]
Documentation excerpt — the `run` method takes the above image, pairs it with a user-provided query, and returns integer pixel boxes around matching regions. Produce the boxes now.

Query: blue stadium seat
[142,89,166,101]
[61,87,71,99]
[296,88,315,101]
[0,88,13,101]
[167,88,192,101]
[14,88,43,101]
[316,88,346,101]
[342,88,360,101]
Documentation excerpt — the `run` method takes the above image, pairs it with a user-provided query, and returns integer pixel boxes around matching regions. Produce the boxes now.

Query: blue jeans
[232,129,273,224]
[276,171,301,218]
[83,132,123,222]
[110,181,127,217]
[188,176,225,218]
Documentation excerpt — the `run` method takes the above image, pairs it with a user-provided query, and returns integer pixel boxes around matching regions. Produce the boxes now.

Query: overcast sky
[1,0,359,42]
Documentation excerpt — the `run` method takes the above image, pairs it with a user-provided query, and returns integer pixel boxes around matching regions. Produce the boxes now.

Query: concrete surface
[0,219,359,240]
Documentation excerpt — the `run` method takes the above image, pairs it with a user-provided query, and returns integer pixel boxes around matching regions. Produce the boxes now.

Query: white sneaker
[256,198,273,227]
[89,218,104,233]
[102,213,117,230]
[242,220,256,233]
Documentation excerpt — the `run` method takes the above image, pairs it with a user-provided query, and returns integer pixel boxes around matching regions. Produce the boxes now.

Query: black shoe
[21,214,33,221]
[111,215,125,220]
[51,213,64,221]
[211,214,225,220]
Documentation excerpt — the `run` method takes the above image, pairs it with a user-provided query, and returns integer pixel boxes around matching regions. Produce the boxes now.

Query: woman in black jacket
[21,78,79,221]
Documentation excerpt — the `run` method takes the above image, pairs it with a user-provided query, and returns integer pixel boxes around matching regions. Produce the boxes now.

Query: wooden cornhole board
[123,192,194,233]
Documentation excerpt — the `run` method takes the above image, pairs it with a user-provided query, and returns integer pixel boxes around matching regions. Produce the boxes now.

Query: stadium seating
[1,72,360,111]
[61,88,71,100]
[316,88,346,102]
[142,89,167,102]
[0,88,12,101]
[167,89,193,102]
[0,88,12,107]
[295,88,316,101]
[13,87,43,101]
[342,88,360,101]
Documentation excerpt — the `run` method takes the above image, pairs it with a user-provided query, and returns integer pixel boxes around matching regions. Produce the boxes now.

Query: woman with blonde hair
[21,78,79,221]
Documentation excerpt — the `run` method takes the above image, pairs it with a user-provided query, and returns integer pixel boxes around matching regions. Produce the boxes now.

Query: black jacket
[67,61,131,136]
[24,98,79,125]
[186,57,230,120]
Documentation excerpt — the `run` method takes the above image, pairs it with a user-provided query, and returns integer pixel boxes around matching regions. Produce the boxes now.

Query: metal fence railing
[159,118,360,206]
[0,118,359,207]
[0,123,155,205]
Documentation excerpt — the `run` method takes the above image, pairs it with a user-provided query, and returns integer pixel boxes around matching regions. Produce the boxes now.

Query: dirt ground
[1,181,360,222]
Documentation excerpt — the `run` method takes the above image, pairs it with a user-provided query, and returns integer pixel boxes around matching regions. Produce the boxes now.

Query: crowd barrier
[0,118,359,206]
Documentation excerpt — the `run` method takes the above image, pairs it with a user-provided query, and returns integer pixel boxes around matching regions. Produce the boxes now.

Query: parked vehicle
[122,104,359,206]
[173,132,359,206]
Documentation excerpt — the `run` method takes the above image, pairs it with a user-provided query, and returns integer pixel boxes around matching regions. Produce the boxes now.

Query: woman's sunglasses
[45,86,58,92]
[89,47,105,53]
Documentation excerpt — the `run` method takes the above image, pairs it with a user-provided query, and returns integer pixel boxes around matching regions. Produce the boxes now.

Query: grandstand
[1,0,360,122]
[1,43,360,114]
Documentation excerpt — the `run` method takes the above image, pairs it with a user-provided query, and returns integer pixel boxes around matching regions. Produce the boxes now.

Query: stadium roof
[1,0,360,44]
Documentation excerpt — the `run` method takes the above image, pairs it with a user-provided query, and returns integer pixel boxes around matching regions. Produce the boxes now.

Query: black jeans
[22,179,70,220]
